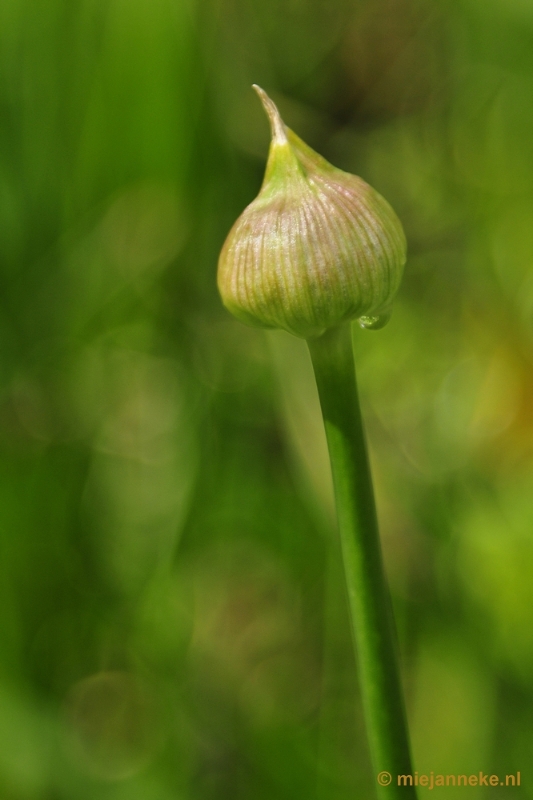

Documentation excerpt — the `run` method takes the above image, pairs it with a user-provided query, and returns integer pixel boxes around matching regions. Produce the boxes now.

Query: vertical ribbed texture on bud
[218,86,406,339]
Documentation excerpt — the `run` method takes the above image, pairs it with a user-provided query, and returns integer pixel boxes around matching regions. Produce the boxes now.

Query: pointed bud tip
[252,85,288,146]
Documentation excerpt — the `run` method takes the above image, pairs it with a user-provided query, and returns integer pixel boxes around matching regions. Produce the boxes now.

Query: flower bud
[217,86,406,338]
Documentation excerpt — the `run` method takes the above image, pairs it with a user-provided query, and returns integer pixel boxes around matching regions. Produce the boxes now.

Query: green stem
[307,324,416,800]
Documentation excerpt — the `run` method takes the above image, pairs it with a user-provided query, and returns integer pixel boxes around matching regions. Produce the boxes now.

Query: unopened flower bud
[218,86,406,338]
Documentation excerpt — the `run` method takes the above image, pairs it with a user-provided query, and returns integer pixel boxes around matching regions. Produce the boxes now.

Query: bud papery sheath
[218,86,407,339]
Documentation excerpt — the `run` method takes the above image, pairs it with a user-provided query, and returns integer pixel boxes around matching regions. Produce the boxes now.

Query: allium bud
[217,86,406,338]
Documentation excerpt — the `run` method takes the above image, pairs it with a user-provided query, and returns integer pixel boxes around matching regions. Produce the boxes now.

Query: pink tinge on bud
[218,86,406,339]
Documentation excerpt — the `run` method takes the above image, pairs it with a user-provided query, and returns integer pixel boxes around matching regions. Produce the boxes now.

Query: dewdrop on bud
[217,86,406,339]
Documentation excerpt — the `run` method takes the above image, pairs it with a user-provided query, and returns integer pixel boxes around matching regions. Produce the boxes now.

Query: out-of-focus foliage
[1,0,533,797]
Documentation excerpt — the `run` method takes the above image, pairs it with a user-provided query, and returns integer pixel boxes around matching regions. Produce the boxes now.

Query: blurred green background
[1,0,533,797]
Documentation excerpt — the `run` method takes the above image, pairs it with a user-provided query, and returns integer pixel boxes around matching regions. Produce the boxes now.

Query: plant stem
[307,323,416,800]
